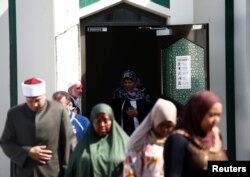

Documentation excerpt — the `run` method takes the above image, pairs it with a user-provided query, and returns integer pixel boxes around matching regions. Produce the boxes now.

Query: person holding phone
[111,70,152,136]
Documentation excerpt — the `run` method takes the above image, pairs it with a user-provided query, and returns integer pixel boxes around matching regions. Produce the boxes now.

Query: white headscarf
[127,98,177,151]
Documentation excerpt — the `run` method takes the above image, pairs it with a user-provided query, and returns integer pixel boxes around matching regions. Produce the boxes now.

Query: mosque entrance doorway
[84,26,161,115]
[84,24,209,116]
[80,4,209,116]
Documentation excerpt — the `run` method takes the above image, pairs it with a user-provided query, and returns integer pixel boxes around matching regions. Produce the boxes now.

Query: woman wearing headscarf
[123,98,177,177]
[111,69,152,136]
[164,90,228,177]
[65,103,129,177]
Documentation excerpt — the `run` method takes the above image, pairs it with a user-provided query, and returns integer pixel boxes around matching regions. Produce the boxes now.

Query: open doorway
[80,4,208,116]
[84,24,209,116]
[85,26,161,115]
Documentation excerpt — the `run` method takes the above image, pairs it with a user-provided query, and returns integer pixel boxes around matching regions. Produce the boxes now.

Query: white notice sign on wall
[176,56,191,89]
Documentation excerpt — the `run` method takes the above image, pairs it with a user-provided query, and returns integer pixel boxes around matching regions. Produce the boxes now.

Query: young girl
[123,98,177,177]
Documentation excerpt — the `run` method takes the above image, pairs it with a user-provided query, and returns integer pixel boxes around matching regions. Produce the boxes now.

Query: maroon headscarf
[176,90,220,138]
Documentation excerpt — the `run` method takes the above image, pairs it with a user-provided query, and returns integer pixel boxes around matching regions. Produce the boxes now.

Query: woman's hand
[126,107,138,118]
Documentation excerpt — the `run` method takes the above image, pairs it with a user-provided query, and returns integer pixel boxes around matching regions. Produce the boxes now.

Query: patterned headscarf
[122,70,137,82]
[113,70,150,101]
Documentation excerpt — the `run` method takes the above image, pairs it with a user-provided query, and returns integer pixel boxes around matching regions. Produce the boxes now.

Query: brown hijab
[176,90,220,138]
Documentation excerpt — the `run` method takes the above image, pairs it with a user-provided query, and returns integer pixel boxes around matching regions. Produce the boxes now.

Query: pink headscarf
[127,98,177,151]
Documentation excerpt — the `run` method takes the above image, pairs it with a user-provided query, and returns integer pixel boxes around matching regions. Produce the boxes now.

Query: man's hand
[28,145,52,164]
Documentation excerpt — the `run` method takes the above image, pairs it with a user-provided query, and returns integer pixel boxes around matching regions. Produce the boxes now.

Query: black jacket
[111,98,152,136]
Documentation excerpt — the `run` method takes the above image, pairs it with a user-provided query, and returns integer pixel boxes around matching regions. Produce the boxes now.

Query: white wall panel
[0,1,11,176]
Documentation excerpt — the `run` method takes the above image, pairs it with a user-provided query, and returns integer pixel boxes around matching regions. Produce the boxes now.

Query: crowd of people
[0,70,228,177]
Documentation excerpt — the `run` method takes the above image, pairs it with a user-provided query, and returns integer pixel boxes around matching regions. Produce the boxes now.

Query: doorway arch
[80,3,167,116]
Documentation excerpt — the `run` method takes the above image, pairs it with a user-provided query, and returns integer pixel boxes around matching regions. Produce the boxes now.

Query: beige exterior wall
[0,0,80,176]
[1,1,250,176]
[193,0,227,149]
[169,0,193,24]
[234,0,250,160]
[54,0,81,91]
[16,0,56,102]
[0,0,11,176]
[193,0,250,160]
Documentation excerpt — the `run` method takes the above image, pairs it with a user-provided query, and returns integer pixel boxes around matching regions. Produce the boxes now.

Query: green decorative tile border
[80,0,100,8]
[79,0,170,9]
[162,38,205,105]
[152,0,169,8]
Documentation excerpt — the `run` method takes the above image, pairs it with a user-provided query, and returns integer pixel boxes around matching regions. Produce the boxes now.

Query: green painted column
[225,0,236,160]
[8,1,17,106]
[8,1,17,176]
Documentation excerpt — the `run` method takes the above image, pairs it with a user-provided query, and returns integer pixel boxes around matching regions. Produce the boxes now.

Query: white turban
[22,77,46,97]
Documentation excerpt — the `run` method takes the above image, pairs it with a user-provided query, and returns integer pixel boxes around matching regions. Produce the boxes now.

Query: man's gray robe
[0,100,76,177]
